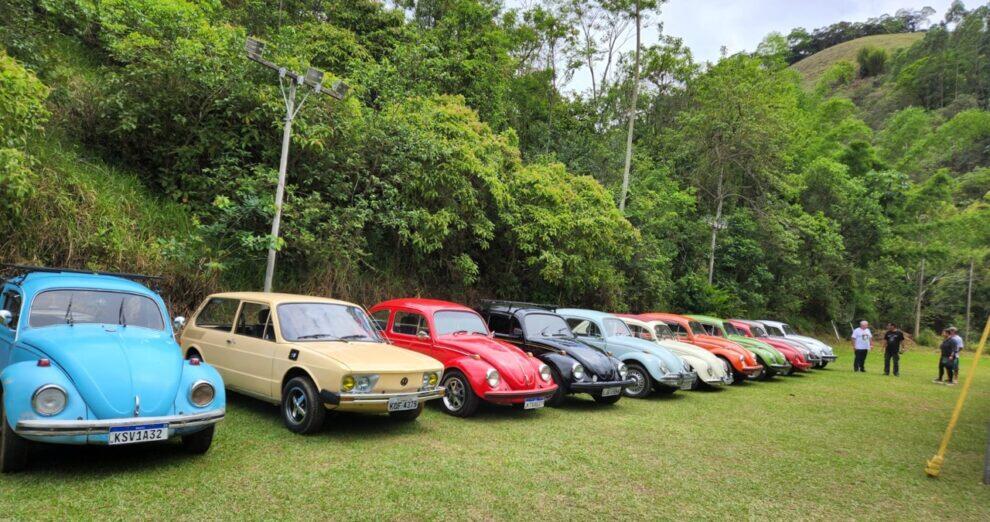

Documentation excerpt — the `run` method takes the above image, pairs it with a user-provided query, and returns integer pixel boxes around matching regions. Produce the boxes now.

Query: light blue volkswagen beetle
[0,266,225,472]
[556,308,695,398]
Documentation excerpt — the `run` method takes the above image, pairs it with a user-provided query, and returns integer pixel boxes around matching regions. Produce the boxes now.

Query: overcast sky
[552,0,956,91]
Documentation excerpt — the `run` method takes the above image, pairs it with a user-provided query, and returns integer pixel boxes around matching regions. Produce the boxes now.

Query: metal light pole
[245,38,348,292]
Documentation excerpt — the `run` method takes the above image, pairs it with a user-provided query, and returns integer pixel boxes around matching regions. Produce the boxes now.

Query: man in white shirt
[851,320,873,372]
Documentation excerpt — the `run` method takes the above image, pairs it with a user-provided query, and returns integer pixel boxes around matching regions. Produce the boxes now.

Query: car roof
[12,271,157,298]
[638,312,692,324]
[617,316,651,329]
[372,298,474,315]
[759,319,786,328]
[686,314,722,324]
[555,308,615,321]
[205,292,357,307]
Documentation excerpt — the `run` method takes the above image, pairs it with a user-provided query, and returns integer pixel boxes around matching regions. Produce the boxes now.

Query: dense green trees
[0,0,986,339]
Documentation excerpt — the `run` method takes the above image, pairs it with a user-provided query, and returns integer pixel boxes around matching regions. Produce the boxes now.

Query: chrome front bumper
[821,354,838,361]
[15,409,225,437]
[659,372,697,390]
[320,387,445,405]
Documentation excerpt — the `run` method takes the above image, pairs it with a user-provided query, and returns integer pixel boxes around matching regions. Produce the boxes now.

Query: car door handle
[226,339,236,345]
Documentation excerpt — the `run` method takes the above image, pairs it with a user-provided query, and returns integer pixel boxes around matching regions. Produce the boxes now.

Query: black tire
[591,392,621,404]
[755,357,771,380]
[281,376,326,435]
[0,389,30,473]
[820,361,829,369]
[181,425,215,454]
[719,356,746,385]
[622,363,653,398]
[545,365,567,407]
[439,370,480,417]
[389,403,424,422]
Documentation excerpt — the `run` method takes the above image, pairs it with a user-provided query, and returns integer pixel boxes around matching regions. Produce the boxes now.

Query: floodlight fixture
[329,80,349,100]
[304,67,325,92]
[245,37,265,61]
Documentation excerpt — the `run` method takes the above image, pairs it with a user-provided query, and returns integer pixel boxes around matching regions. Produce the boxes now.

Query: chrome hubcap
[626,369,646,395]
[285,387,307,424]
[443,376,465,411]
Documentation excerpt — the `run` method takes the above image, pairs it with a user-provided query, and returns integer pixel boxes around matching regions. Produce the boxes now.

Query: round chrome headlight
[539,364,552,382]
[32,385,67,416]
[486,368,500,388]
[618,363,628,380]
[738,354,745,363]
[571,363,586,381]
[190,380,215,407]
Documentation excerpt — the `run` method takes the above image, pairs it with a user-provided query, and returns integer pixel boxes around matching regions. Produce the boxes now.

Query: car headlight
[32,384,67,416]
[738,354,745,363]
[189,380,215,407]
[422,371,440,388]
[683,362,693,372]
[355,374,379,393]
[617,363,628,380]
[660,361,669,373]
[341,375,356,392]
[486,368,500,388]
[571,363,585,381]
[539,364,552,382]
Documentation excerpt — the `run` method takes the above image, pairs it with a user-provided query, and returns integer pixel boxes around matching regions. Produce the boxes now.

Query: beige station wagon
[179,292,444,434]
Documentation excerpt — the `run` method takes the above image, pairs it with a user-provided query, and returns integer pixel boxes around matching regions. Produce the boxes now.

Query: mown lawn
[2,343,989,520]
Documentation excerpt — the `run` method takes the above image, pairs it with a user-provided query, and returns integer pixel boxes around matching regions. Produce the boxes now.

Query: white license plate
[108,423,168,445]
[523,397,545,409]
[388,397,419,412]
[601,386,621,397]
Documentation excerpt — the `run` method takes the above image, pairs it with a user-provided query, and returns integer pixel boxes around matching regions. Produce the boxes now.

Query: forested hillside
[0,0,986,340]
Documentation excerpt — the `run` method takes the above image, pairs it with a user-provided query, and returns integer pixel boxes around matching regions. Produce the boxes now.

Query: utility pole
[966,259,974,344]
[915,257,926,338]
[245,38,348,292]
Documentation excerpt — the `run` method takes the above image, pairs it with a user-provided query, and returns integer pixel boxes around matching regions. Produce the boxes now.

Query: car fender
[539,351,580,381]
[174,359,226,414]
[617,351,666,380]
[444,355,497,397]
[1,360,88,430]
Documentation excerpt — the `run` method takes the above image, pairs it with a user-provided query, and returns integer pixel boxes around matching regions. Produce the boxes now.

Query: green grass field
[2,343,989,520]
[791,32,925,88]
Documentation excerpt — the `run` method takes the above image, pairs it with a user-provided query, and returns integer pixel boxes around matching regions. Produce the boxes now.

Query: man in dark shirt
[935,329,957,385]
[882,322,905,376]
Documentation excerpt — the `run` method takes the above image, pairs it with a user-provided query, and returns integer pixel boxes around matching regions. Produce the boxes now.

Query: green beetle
[686,315,791,379]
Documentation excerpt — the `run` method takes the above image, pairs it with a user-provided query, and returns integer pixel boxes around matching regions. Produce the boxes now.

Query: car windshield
[434,310,489,336]
[689,321,708,336]
[723,322,742,336]
[782,324,798,335]
[277,303,382,342]
[29,289,164,330]
[752,325,769,337]
[604,318,632,337]
[525,313,573,338]
[765,324,784,336]
[653,323,677,341]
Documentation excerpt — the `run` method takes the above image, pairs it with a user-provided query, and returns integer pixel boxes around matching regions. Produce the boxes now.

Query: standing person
[882,322,905,376]
[948,326,963,384]
[851,320,873,372]
[935,329,957,385]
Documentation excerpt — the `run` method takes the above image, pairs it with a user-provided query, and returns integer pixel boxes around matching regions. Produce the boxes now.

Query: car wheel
[545,365,567,407]
[755,357,770,380]
[389,403,424,422]
[622,363,653,398]
[591,392,621,404]
[820,361,829,369]
[440,370,479,417]
[0,389,30,473]
[281,376,326,435]
[185,348,203,362]
[719,357,746,385]
[181,425,215,454]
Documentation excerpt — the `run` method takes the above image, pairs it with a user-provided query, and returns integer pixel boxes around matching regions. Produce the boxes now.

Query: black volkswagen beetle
[477,301,633,406]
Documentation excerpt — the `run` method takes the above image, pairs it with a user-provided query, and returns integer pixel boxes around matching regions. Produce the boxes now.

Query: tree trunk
[707,172,724,285]
[618,3,641,212]
[915,257,926,338]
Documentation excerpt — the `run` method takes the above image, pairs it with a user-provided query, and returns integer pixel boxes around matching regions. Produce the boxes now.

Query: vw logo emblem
[400,377,408,385]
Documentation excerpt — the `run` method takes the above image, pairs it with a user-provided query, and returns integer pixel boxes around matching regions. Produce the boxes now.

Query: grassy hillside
[791,32,925,88]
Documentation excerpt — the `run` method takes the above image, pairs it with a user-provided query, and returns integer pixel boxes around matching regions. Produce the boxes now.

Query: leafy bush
[815,60,855,94]
[0,50,49,147]
[856,46,889,78]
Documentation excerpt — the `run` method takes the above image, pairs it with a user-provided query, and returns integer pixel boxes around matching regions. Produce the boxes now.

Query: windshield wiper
[118,298,127,327]
[296,333,346,341]
[64,294,74,326]
[339,334,371,341]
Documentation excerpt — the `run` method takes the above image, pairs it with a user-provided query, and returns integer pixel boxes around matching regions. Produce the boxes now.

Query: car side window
[667,322,688,337]
[195,298,239,332]
[629,324,653,340]
[235,301,274,341]
[2,289,22,329]
[392,311,428,336]
[371,309,390,332]
[487,312,511,334]
[567,318,601,338]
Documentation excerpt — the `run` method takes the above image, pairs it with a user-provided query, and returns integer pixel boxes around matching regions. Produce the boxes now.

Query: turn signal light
[37,359,51,367]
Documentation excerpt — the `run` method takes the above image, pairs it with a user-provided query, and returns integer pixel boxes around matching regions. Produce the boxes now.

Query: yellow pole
[925,315,990,478]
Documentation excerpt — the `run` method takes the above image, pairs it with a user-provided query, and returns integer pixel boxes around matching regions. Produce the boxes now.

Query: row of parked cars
[0,267,837,471]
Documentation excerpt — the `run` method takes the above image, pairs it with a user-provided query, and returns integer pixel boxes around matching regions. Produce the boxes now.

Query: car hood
[605,335,686,372]
[437,335,538,388]
[528,336,618,378]
[657,339,722,365]
[298,340,442,373]
[20,324,182,419]
[786,335,833,354]
[729,335,786,364]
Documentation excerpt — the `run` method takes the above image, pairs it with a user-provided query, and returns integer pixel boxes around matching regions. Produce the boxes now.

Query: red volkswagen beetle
[728,319,813,374]
[369,298,558,417]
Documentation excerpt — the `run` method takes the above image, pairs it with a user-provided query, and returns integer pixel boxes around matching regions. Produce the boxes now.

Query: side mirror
[0,310,11,326]
[416,330,430,341]
[173,316,186,330]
